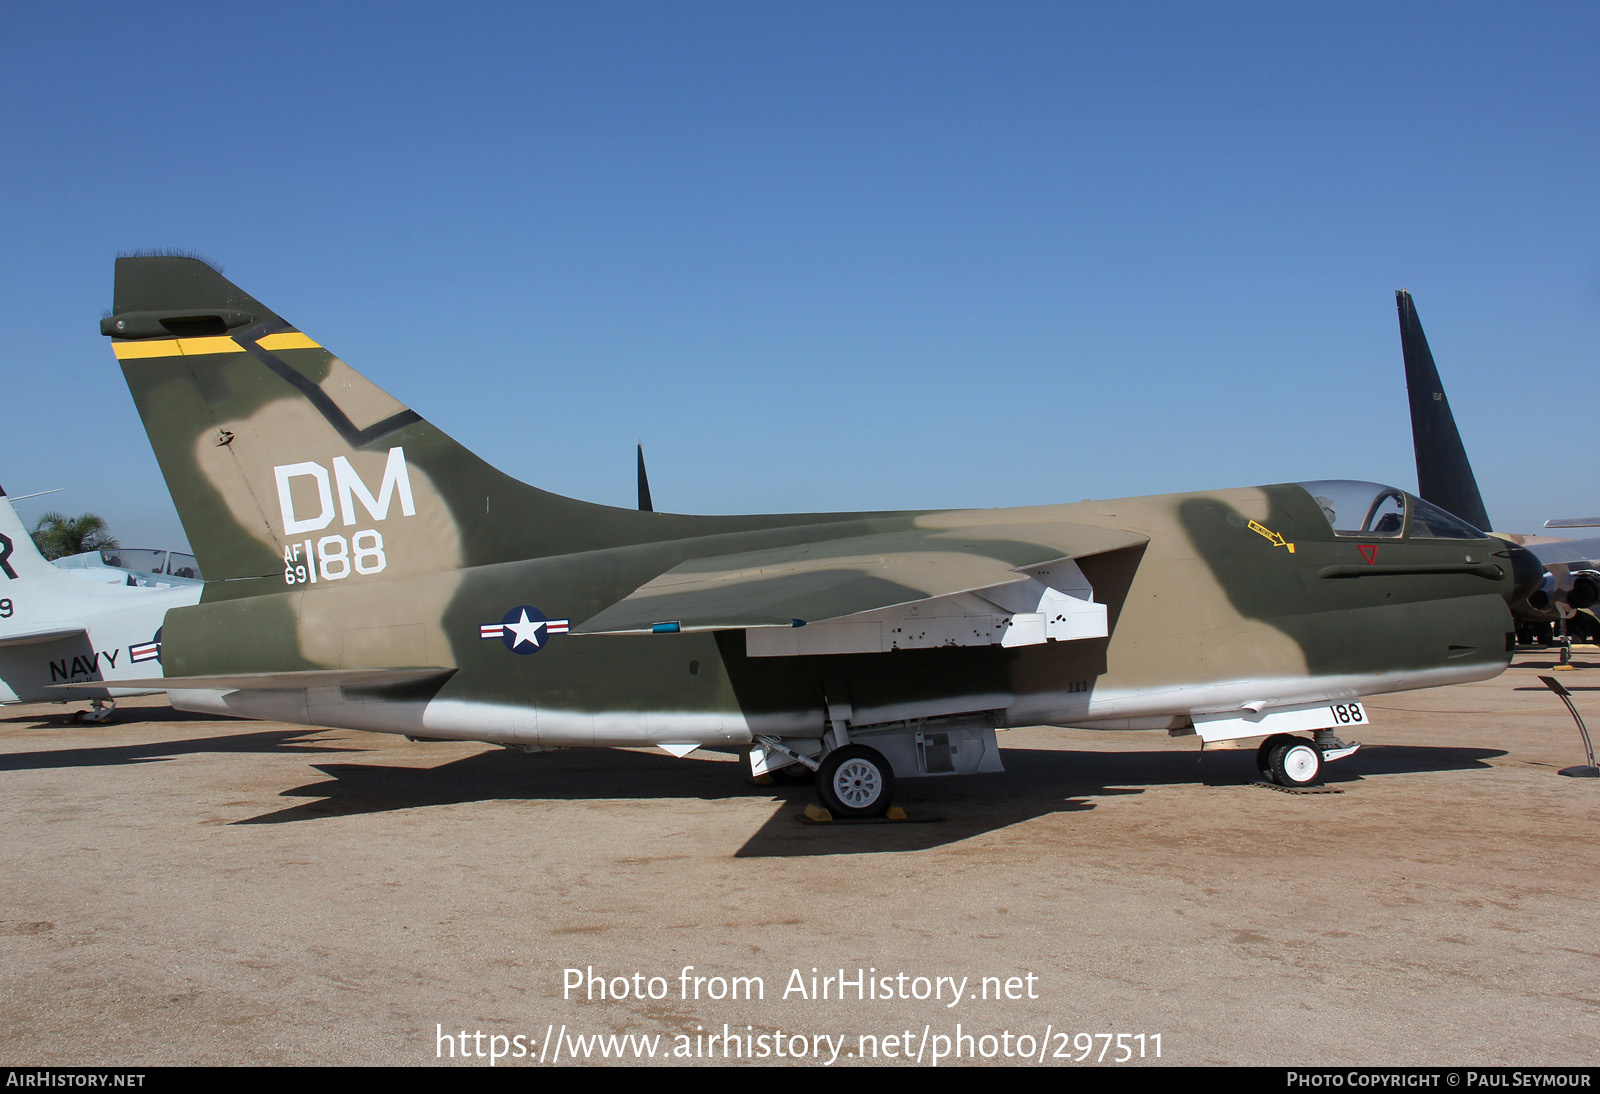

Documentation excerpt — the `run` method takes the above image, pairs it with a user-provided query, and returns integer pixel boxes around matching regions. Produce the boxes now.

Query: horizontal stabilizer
[52,667,454,693]
[573,522,1146,635]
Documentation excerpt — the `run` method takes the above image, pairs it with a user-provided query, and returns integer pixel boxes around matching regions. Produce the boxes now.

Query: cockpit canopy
[1297,481,1486,540]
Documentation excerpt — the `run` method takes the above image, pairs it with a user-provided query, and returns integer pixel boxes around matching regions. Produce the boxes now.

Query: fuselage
[163,480,1516,748]
[0,584,197,705]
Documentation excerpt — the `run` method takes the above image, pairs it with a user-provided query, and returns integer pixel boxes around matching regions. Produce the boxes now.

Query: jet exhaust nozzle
[1523,567,1600,616]
[1570,574,1600,611]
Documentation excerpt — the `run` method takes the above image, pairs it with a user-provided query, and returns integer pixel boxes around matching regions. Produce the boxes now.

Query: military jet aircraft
[0,486,198,719]
[99,256,1531,815]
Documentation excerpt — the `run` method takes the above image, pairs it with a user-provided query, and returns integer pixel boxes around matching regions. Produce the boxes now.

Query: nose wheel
[1262,736,1323,787]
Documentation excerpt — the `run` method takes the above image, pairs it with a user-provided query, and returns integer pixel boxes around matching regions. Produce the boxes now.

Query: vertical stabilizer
[636,443,654,513]
[105,255,674,596]
[1397,289,1492,532]
[0,488,61,581]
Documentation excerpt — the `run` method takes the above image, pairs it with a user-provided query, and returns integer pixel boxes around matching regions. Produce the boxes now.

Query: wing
[1529,536,1600,568]
[0,626,89,649]
[573,521,1147,656]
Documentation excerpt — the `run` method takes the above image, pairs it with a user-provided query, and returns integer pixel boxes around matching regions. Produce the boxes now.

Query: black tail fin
[1397,289,1492,532]
[636,443,654,513]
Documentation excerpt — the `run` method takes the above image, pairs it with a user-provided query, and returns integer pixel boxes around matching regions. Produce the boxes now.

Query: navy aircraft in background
[0,486,197,719]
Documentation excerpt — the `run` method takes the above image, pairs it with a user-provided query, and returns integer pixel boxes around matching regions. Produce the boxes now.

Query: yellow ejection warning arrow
[1248,520,1295,553]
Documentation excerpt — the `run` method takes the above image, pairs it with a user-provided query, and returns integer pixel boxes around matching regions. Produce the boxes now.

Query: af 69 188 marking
[283,530,387,585]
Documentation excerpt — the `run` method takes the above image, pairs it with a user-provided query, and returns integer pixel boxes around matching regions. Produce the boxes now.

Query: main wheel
[1268,738,1323,787]
[817,745,895,818]
[769,762,815,785]
[1256,734,1293,780]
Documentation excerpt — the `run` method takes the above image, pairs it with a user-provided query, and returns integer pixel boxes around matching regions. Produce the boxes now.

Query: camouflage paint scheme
[102,257,1524,805]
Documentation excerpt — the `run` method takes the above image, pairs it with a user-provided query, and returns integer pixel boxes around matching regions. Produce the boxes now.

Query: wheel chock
[1251,779,1343,795]
[800,804,918,824]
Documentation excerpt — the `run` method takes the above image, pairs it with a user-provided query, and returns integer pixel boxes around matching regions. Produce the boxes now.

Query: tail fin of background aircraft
[636,443,654,513]
[0,487,60,582]
[105,256,668,593]
[1397,289,1493,532]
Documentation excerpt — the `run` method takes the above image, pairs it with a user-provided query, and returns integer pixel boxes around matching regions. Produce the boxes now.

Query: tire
[1256,734,1292,780]
[817,745,895,818]
[1268,738,1323,787]
[770,763,815,785]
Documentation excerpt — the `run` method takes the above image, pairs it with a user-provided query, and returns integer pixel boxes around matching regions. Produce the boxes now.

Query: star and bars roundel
[479,605,570,655]
[128,627,163,665]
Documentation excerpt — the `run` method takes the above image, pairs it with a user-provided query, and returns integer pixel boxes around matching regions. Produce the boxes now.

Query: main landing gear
[75,699,115,724]
[753,715,1003,819]
[752,736,899,819]
[816,744,895,819]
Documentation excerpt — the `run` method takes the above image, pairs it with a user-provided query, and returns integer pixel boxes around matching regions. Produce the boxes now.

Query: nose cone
[1500,540,1545,607]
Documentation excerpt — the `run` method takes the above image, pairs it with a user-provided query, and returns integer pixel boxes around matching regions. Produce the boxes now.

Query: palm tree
[31,512,119,561]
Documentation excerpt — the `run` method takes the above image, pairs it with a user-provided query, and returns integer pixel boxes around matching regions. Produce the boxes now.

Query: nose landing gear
[1255,733,1324,788]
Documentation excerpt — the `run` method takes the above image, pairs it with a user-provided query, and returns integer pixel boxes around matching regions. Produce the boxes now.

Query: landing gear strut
[76,699,115,724]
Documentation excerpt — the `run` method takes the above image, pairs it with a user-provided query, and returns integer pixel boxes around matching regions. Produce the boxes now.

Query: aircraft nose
[1500,541,1544,606]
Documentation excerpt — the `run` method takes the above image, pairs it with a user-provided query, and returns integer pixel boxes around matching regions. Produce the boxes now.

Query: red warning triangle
[1358,544,1378,565]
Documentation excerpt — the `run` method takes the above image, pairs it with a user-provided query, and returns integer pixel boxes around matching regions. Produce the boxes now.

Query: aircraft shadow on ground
[232,741,1504,855]
[240,746,1114,852]
[1333,742,1503,778]
[736,742,1504,857]
[0,728,364,772]
[239,747,775,826]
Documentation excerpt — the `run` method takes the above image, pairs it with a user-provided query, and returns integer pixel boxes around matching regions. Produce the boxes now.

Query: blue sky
[2,2,1596,547]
